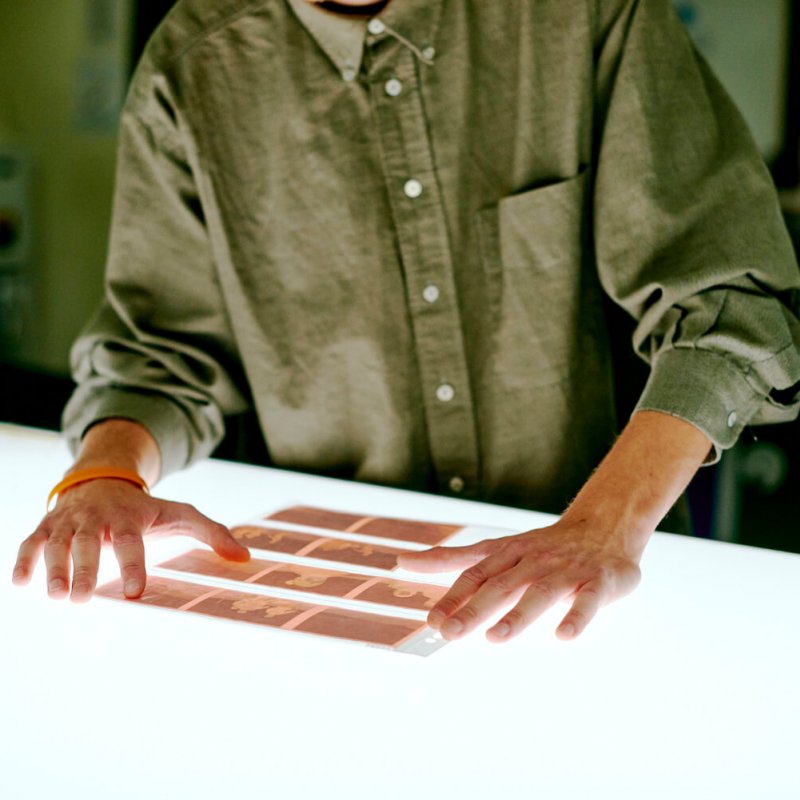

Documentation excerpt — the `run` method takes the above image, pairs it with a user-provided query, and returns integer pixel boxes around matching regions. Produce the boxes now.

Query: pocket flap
[497,167,590,272]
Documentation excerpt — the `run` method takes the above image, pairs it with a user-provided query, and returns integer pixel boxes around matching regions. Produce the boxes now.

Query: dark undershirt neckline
[315,0,391,17]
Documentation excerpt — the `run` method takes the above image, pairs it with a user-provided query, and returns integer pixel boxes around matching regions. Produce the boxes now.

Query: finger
[13,529,48,585]
[486,577,571,643]
[556,579,608,640]
[396,538,501,574]
[158,504,250,562]
[201,521,251,562]
[43,526,75,598]
[437,563,532,639]
[110,526,147,598]
[188,513,251,562]
[70,525,103,603]
[427,545,523,634]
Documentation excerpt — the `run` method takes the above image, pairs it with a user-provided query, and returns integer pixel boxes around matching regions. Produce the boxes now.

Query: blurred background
[0,0,798,550]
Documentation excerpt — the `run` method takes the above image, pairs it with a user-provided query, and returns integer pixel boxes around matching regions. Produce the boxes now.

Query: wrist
[561,495,655,558]
[70,453,144,476]
[559,411,711,556]
[72,418,161,486]
[48,466,150,511]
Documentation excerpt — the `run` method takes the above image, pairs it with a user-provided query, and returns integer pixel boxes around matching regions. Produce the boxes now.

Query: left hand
[396,518,643,642]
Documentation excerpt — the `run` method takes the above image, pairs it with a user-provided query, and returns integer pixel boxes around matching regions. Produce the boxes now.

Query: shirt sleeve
[62,54,248,477]
[592,0,800,459]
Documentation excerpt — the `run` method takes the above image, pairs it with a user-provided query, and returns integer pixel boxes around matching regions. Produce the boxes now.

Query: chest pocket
[476,167,593,389]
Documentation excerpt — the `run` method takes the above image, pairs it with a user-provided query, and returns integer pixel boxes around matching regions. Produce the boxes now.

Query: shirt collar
[287,0,368,79]
[379,0,443,62]
[286,0,444,79]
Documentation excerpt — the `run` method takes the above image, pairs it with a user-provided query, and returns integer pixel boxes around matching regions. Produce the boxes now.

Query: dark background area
[774,0,800,189]
[132,0,178,64]
[1,0,798,553]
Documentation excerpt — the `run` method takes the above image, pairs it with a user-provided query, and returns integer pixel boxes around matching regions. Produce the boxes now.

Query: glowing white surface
[2,423,799,799]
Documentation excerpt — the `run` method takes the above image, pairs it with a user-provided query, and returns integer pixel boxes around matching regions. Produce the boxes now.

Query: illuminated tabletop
[1,423,799,799]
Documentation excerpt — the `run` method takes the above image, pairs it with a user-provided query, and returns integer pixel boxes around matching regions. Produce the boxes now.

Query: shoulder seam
[162,0,273,67]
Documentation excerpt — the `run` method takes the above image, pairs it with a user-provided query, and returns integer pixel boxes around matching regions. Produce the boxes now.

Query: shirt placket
[365,42,480,496]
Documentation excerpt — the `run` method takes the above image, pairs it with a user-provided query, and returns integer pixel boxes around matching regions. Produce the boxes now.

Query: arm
[398,410,711,641]
[593,0,800,447]
[63,38,249,480]
[400,0,799,644]
[14,41,253,600]
[12,418,249,601]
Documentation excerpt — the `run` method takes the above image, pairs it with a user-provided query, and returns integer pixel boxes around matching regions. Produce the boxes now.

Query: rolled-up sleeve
[63,56,248,476]
[592,0,800,458]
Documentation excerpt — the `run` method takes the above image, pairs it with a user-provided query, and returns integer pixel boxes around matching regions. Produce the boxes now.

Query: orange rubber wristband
[47,467,150,512]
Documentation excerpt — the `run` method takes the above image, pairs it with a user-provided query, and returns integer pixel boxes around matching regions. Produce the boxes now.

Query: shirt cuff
[633,348,768,464]
[62,387,194,478]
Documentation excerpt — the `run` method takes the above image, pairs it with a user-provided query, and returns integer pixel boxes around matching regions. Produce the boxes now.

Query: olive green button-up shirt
[64,0,800,513]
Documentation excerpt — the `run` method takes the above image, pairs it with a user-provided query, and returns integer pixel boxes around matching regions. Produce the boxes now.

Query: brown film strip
[158,548,448,612]
[230,526,410,572]
[96,575,438,652]
[265,506,463,546]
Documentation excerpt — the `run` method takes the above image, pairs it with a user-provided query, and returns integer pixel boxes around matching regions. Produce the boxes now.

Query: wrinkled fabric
[64,0,800,514]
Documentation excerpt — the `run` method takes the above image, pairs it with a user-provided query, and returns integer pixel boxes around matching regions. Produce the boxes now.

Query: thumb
[396,541,494,573]
[163,502,251,562]
[207,522,251,562]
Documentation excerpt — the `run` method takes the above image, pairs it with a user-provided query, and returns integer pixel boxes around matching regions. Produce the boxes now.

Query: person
[12,0,800,643]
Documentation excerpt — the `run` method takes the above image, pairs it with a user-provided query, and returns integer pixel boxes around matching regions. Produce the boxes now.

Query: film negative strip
[158,548,448,612]
[229,526,411,571]
[265,506,463,546]
[96,575,445,656]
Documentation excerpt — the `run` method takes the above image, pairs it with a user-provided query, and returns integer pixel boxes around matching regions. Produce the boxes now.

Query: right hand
[12,478,250,602]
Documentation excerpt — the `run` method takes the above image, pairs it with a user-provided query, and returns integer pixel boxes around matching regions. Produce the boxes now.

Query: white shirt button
[404,179,423,198]
[421,45,436,61]
[436,383,455,403]
[342,66,357,82]
[727,411,738,428]
[367,18,386,35]
[449,476,465,493]
[384,77,403,97]
[422,284,440,304]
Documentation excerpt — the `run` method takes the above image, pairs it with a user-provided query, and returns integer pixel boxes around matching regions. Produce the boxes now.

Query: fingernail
[492,622,510,639]
[124,580,140,596]
[12,568,25,583]
[560,623,575,638]
[442,618,463,635]
[428,610,444,628]
[48,579,64,594]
